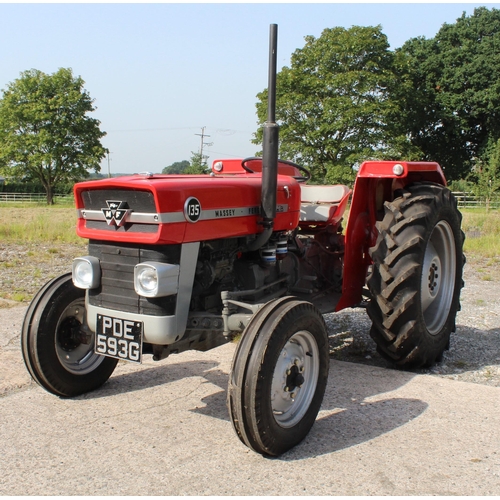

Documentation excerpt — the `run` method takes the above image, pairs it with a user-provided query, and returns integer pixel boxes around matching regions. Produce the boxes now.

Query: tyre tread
[21,273,118,397]
[367,183,465,368]
[227,299,329,456]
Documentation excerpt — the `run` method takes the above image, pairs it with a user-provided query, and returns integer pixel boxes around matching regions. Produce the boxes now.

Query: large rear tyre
[227,297,329,456]
[21,273,118,397]
[367,183,465,368]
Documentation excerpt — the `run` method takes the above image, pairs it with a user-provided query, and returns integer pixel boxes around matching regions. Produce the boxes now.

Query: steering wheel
[241,157,311,183]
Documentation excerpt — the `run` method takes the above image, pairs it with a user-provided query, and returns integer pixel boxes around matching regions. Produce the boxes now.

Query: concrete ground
[0,321,499,496]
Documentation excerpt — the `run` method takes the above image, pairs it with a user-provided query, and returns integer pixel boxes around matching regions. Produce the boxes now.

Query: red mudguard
[336,161,446,311]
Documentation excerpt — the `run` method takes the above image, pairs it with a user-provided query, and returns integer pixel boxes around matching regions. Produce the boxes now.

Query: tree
[396,7,500,181]
[253,26,407,184]
[0,68,107,204]
[470,137,500,210]
[185,151,209,174]
[161,155,209,175]
[162,160,190,174]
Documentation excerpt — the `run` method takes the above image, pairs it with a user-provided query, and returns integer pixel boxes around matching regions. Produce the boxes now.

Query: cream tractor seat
[299,184,352,227]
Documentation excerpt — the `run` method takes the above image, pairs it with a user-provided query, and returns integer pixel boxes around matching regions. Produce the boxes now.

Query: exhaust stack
[261,23,279,229]
[246,24,279,253]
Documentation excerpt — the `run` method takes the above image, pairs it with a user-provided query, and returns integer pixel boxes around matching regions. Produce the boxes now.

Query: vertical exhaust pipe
[261,23,279,229]
[246,24,279,252]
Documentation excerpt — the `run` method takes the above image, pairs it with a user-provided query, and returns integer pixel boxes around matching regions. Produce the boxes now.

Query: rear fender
[336,161,446,311]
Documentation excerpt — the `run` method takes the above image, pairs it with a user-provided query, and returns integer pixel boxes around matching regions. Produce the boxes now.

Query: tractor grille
[88,241,181,316]
[81,189,158,233]
[82,189,156,212]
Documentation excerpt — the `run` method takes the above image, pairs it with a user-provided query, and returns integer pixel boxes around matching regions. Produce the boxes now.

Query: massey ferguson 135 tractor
[21,25,464,456]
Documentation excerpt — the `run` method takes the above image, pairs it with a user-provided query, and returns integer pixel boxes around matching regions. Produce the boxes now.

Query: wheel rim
[55,298,105,375]
[271,330,319,428]
[420,220,456,334]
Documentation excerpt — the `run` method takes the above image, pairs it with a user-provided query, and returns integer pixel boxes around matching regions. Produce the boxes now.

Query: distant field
[459,208,500,258]
[0,205,81,244]
[0,206,85,303]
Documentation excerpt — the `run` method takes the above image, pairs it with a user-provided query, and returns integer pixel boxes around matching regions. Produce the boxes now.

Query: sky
[1,2,499,175]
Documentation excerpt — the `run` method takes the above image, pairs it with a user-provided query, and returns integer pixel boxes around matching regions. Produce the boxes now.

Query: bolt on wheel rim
[271,330,319,428]
[420,220,456,334]
[55,299,105,375]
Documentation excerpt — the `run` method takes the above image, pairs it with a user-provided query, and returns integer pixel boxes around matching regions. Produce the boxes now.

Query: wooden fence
[452,192,500,209]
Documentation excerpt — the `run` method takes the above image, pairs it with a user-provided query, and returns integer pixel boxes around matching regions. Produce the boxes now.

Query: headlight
[136,267,158,293]
[134,262,180,298]
[72,256,101,289]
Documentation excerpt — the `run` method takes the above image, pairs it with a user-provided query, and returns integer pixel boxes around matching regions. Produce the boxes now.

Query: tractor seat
[299,184,351,227]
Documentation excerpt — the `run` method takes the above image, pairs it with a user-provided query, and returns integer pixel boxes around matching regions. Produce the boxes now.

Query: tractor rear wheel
[227,297,329,456]
[22,273,118,397]
[367,183,465,368]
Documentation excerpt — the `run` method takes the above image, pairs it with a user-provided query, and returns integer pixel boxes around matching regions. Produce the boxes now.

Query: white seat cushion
[299,204,333,222]
[300,184,350,204]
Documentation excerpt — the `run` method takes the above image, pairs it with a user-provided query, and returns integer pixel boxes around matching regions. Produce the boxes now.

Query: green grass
[0,206,81,243]
[461,208,500,258]
[10,292,30,302]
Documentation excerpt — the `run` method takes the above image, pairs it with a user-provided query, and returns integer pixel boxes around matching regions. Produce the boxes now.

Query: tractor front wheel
[21,273,118,397]
[227,297,329,456]
[367,183,465,368]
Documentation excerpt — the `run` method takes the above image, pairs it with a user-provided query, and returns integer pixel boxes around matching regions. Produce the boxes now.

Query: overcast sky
[1,2,499,175]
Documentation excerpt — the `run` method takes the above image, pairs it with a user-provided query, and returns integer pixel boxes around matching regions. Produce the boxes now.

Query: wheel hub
[427,256,441,298]
[271,331,320,428]
[57,316,83,351]
[420,220,457,335]
[284,362,305,393]
[55,300,104,375]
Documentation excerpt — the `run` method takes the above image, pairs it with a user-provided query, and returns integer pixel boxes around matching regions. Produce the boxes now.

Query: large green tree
[0,68,107,204]
[253,25,408,184]
[396,7,500,180]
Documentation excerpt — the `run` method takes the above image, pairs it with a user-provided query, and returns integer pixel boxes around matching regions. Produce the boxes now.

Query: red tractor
[21,25,464,456]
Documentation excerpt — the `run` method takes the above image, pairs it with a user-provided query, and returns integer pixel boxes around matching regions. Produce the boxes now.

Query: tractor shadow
[191,357,428,460]
[192,357,429,459]
[80,358,223,400]
[79,342,428,459]
[74,316,499,459]
[78,356,233,422]
[280,362,427,460]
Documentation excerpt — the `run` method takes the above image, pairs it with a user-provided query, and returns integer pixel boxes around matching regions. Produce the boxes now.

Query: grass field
[0,205,85,302]
[0,205,82,244]
[459,208,500,256]
[459,208,500,282]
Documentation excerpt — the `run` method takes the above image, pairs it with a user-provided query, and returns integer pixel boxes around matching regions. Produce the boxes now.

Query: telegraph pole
[195,127,213,166]
[107,151,113,178]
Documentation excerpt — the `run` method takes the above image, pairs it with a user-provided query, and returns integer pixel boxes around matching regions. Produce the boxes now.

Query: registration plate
[95,315,143,363]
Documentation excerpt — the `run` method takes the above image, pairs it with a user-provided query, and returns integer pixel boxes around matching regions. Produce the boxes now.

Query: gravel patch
[0,243,498,389]
[0,242,86,302]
